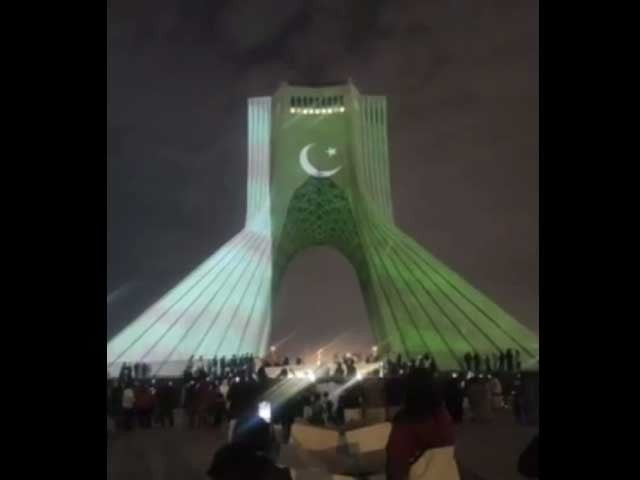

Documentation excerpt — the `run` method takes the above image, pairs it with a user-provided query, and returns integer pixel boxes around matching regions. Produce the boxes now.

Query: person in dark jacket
[518,434,538,478]
[157,381,177,427]
[207,418,292,480]
[505,349,514,372]
[444,375,464,423]
[463,352,473,371]
[135,383,155,429]
[133,362,141,379]
[472,353,481,372]
[499,351,506,371]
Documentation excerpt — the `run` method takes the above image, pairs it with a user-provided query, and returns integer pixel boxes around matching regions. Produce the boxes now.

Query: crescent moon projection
[299,143,342,178]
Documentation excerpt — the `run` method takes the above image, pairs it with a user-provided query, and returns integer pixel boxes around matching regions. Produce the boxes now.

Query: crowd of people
[201,367,537,480]
[111,348,525,387]
[107,349,534,436]
[463,348,522,373]
[107,354,538,479]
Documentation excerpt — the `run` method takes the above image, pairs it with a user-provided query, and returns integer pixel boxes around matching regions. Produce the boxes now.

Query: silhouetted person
[211,382,226,427]
[207,417,292,480]
[464,352,472,371]
[492,352,499,371]
[276,384,302,444]
[506,349,514,372]
[119,362,130,383]
[184,381,198,428]
[346,359,357,378]
[141,362,150,379]
[499,351,506,371]
[135,382,155,429]
[109,381,123,430]
[157,381,177,427]
[484,355,491,372]
[386,369,454,480]
[473,353,481,372]
[388,359,400,377]
[256,367,272,398]
[227,373,260,442]
[512,376,525,425]
[186,355,195,371]
[423,354,432,369]
[183,364,194,383]
[518,434,539,478]
[322,392,335,424]
[296,357,302,366]
[283,356,289,366]
[122,382,136,431]
[430,357,438,373]
[133,362,141,379]
[515,350,522,371]
[335,362,345,377]
[444,375,464,423]
[308,393,325,426]
[409,358,417,372]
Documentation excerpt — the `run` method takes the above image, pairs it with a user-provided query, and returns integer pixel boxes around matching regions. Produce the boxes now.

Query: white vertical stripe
[381,98,393,218]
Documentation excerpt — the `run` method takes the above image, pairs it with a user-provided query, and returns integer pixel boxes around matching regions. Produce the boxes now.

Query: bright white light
[356,372,363,381]
[270,345,276,352]
[321,108,327,114]
[314,109,320,114]
[340,107,345,112]
[290,108,295,114]
[452,372,458,378]
[308,372,316,382]
[327,108,333,114]
[258,402,271,423]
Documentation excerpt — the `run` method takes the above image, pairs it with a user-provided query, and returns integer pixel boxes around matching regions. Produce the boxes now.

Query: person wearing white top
[122,385,136,430]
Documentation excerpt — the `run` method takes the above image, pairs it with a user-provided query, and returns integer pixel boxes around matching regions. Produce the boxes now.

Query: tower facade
[107,82,539,375]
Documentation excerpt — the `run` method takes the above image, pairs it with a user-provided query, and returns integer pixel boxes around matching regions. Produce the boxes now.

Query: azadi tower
[107,81,539,375]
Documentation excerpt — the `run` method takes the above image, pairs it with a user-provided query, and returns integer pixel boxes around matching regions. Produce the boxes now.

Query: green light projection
[107,82,538,375]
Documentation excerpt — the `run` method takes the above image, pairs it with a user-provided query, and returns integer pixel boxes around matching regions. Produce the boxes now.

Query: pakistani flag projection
[107,82,539,375]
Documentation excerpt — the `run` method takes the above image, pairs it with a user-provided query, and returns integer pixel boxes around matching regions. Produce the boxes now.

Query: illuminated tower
[107,81,539,375]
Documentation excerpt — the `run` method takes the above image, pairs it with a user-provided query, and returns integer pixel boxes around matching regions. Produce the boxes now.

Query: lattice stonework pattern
[107,82,539,375]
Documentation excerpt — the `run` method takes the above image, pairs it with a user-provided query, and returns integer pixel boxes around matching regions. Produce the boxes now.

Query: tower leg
[359,219,538,371]
[107,226,273,377]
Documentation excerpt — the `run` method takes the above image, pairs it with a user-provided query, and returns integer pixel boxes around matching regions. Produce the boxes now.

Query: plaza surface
[107,409,536,480]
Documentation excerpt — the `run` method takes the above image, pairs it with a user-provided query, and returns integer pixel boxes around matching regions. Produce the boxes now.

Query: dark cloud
[108,0,539,347]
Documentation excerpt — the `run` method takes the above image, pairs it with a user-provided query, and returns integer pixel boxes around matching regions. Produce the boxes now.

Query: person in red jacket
[386,368,454,480]
[135,382,156,429]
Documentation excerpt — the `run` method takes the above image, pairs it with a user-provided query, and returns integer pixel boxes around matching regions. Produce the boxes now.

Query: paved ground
[108,410,536,480]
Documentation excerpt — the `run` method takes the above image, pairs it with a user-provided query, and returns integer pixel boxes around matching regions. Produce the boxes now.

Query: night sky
[108,0,538,358]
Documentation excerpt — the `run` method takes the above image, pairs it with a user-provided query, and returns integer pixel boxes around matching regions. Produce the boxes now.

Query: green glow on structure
[107,82,538,375]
